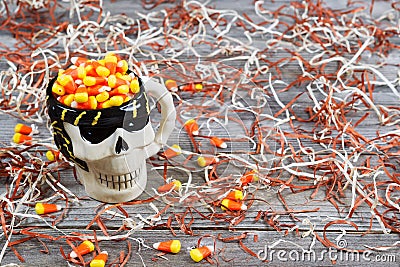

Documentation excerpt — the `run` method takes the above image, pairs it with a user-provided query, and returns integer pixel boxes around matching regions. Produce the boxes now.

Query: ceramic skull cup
[47,73,176,203]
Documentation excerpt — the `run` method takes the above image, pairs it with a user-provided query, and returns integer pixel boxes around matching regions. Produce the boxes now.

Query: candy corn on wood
[70,240,95,258]
[190,246,213,262]
[220,198,247,211]
[153,240,181,253]
[90,251,108,267]
[35,203,62,215]
[157,180,182,193]
[184,119,199,135]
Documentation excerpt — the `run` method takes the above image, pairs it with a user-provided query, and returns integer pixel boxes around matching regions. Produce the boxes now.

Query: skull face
[46,73,167,203]
[64,121,155,203]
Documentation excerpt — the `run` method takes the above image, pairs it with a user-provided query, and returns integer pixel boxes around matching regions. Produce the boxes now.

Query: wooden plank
[5,160,393,234]
[0,229,398,266]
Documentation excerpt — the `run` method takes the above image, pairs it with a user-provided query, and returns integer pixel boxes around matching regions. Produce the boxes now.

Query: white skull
[64,122,155,203]
[47,76,176,203]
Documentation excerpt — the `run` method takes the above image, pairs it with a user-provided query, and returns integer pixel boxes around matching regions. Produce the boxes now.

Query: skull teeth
[98,169,140,191]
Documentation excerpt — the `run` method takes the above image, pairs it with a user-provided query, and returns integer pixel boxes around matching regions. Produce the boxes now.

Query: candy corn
[190,246,213,262]
[240,170,259,186]
[51,55,139,110]
[46,150,60,161]
[157,180,182,193]
[129,78,140,93]
[74,86,89,103]
[52,82,65,96]
[71,96,97,109]
[220,198,247,211]
[209,136,227,149]
[184,119,199,136]
[84,64,98,77]
[90,251,108,267]
[35,203,62,215]
[71,56,88,66]
[105,54,117,75]
[225,189,244,201]
[13,133,32,145]
[109,95,124,106]
[83,76,107,87]
[116,84,130,95]
[180,82,203,92]
[59,94,75,106]
[197,156,219,167]
[107,74,127,88]
[14,123,33,135]
[70,240,95,258]
[165,79,178,91]
[159,144,181,159]
[57,74,77,94]
[116,59,128,73]
[153,240,181,254]
[96,65,110,77]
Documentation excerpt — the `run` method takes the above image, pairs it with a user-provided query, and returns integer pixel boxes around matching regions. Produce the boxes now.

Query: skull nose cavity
[115,136,129,154]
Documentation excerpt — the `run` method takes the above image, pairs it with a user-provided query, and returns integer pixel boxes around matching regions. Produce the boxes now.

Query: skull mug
[47,73,176,203]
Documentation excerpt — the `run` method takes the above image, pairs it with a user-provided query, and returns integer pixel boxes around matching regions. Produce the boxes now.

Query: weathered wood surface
[1,0,399,266]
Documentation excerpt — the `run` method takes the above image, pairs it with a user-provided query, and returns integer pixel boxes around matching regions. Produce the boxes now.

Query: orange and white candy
[184,119,199,136]
[190,246,213,262]
[70,240,95,258]
[35,203,62,215]
[14,123,35,135]
[157,180,182,193]
[240,170,259,186]
[159,144,182,159]
[224,189,244,201]
[165,79,178,91]
[197,156,219,167]
[220,198,247,211]
[90,251,108,267]
[209,136,227,149]
[13,133,32,145]
[153,240,181,254]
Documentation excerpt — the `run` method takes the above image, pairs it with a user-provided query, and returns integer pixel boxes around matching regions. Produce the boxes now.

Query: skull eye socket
[79,126,118,144]
[78,117,150,144]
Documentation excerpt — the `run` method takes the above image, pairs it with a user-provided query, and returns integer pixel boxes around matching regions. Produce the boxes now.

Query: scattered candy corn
[153,240,181,254]
[35,203,62,215]
[180,82,203,92]
[46,150,60,161]
[190,246,213,262]
[159,144,182,159]
[220,198,247,211]
[70,240,95,258]
[184,119,199,136]
[13,133,32,145]
[157,180,182,193]
[225,189,244,201]
[14,123,33,135]
[197,156,219,167]
[90,251,108,267]
[52,54,140,110]
[209,136,227,149]
[240,170,259,186]
[165,79,178,91]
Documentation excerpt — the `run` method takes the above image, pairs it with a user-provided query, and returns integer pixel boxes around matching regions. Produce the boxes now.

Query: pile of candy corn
[51,54,140,109]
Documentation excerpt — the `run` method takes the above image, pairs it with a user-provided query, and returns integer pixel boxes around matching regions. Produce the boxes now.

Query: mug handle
[142,77,176,157]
